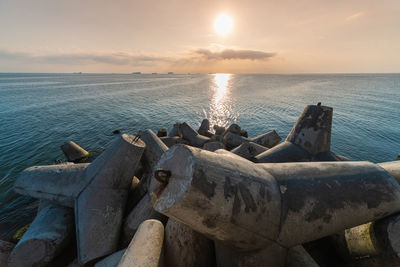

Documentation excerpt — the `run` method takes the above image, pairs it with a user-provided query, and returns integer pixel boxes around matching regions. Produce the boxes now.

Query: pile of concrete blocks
[6,103,400,266]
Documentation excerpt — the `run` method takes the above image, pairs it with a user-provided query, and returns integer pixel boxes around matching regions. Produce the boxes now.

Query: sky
[0,0,399,73]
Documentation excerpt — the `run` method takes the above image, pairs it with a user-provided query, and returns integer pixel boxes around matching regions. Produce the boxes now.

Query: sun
[214,13,233,36]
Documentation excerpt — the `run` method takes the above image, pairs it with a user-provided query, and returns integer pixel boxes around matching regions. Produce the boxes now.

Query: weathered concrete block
[61,141,89,162]
[179,122,210,147]
[118,220,164,267]
[223,124,241,136]
[95,249,126,267]
[0,240,15,267]
[122,194,167,246]
[203,141,225,152]
[164,219,216,267]
[250,130,282,148]
[215,242,287,267]
[151,145,400,250]
[169,122,181,137]
[231,142,267,161]
[285,245,319,267]
[213,125,225,136]
[198,119,213,137]
[8,203,74,267]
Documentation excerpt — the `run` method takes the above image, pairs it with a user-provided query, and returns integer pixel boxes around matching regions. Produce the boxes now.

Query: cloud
[346,11,365,21]
[193,48,276,60]
[0,49,170,65]
[0,47,277,72]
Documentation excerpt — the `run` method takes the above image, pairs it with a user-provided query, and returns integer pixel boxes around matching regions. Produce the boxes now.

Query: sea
[0,73,399,240]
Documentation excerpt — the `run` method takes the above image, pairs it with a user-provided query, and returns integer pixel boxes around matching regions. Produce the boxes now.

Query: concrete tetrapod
[118,219,164,267]
[256,104,334,163]
[8,203,74,267]
[14,134,146,264]
[179,122,210,147]
[150,145,400,251]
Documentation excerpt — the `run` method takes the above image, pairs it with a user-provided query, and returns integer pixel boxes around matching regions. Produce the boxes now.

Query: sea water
[1,73,399,240]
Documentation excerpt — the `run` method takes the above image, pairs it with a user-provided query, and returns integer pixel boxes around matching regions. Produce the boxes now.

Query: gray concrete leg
[250,130,282,148]
[151,145,400,251]
[215,242,287,267]
[122,193,167,246]
[255,141,310,163]
[95,249,127,267]
[8,203,74,267]
[14,163,89,207]
[61,141,89,162]
[164,219,216,267]
[118,220,164,267]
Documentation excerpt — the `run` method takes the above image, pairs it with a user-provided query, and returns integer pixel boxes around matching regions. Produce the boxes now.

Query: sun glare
[214,13,233,36]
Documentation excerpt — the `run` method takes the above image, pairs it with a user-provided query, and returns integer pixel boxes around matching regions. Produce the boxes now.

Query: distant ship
[132,72,141,74]
[73,72,82,74]
[152,73,157,74]
[168,72,174,74]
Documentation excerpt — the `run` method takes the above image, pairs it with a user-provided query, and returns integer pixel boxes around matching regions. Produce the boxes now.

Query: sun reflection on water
[206,73,236,128]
